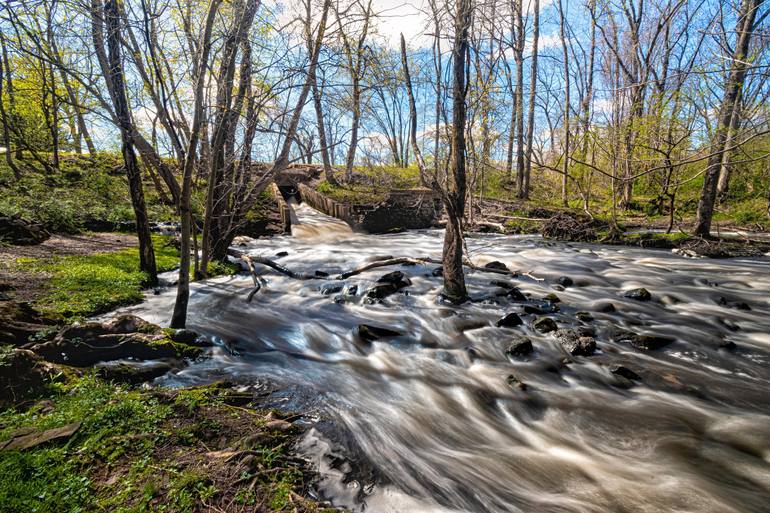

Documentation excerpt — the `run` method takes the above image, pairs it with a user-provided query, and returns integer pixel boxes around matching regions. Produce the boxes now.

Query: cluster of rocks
[1,311,211,407]
[0,214,49,245]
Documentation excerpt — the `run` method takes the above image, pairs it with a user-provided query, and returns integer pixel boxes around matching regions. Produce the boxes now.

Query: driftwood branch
[227,248,518,300]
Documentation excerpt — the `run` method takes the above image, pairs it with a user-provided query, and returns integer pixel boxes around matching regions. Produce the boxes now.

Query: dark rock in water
[378,270,405,284]
[505,337,533,357]
[372,270,411,294]
[275,251,289,257]
[314,270,330,278]
[610,365,641,381]
[431,267,443,277]
[496,313,523,328]
[169,329,200,345]
[555,329,596,356]
[734,302,751,311]
[577,326,596,338]
[632,335,674,350]
[612,329,674,350]
[484,261,509,272]
[506,374,527,391]
[96,361,175,385]
[624,288,652,301]
[597,302,616,313]
[345,285,358,296]
[490,280,514,290]
[557,276,574,287]
[533,317,557,333]
[358,324,403,342]
[543,293,561,303]
[523,301,558,315]
[719,340,737,351]
[506,288,527,301]
[0,348,63,408]
[320,283,344,295]
[576,311,594,322]
[365,283,398,299]
[0,215,49,245]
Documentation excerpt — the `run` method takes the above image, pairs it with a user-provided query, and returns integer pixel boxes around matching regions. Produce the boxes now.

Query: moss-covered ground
[0,376,336,513]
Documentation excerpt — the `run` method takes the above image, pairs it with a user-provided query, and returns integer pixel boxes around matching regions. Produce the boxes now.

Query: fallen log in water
[227,248,520,301]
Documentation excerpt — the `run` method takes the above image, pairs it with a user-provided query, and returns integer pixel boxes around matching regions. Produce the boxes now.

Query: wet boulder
[431,267,443,277]
[314,270,330,278]
[555,329,596,356]
[557,276,574,287]
[575,311,594,322]
[366,271,411,299]
[611,329,674,350]
[0,215,49,245]
[523,302,558,315]
[532,317,558,333]
[365,283,399,300]
[506,288,527,301]
[505,337,533,357]
[484,261,510,272]
[490,280,514,290]
[496,313,523,328]
[358,324,403,342]
[320,283,344,296]
[543,293,561,304]
[624,288,652,301]
[597,302,616,313]
[609,365,641,381]
[169,329,212,348]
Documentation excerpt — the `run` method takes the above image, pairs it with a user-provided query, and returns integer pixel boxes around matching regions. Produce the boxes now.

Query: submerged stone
[505,337,533,357]
[484,261,510,272]
[576,311,594,322]
[557,276,574,287]
[555,329,596,356]
[533,317,557,333]
[610,365,641,381]
[496,313,523,328]
[358,324,403,342]
[624,288,652,301]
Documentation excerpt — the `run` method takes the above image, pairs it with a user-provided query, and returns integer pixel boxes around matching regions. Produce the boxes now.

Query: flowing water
[122,203,770,513]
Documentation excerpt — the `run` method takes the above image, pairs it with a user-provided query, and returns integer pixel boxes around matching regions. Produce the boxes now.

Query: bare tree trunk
[522,0,540,200]
[695,0,761,237]
[0,32,21,179]
[716,95,743,201]
[305,0,336,186]
[171,0,222,329]
[443,0,472,303]
[558,0,570,207]
[101,0,157,284]
[513,2,525,196]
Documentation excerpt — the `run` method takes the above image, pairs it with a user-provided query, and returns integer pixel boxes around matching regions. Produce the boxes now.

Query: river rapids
[121,203,770,513]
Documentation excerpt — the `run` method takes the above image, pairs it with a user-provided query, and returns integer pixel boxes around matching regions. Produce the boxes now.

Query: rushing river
[122,203,770,513]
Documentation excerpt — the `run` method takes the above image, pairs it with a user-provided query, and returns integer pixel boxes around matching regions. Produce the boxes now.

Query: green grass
[0,376,332,512]
[16,234,179,320]
[0,375,172,513]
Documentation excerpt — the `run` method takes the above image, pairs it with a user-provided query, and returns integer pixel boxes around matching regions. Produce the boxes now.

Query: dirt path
[0,233,138,303]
